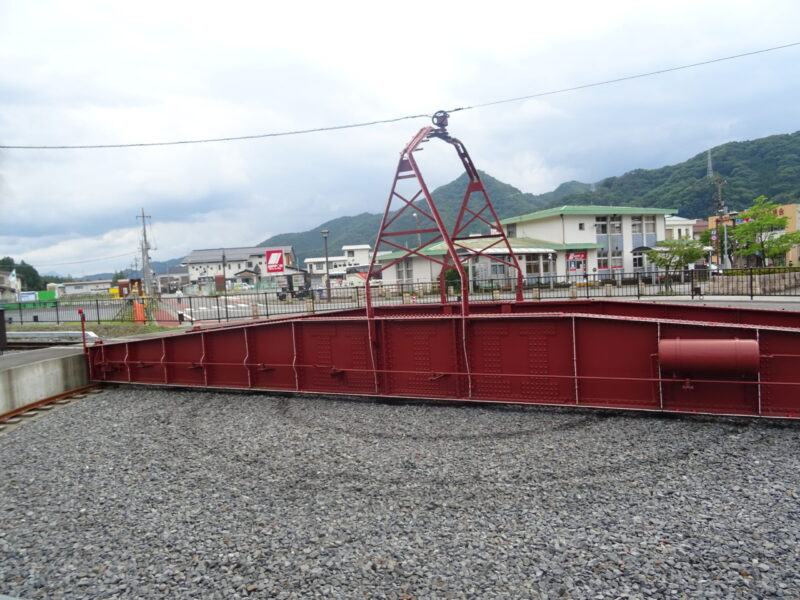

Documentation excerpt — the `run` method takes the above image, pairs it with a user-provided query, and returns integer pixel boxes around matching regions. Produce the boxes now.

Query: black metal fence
[3,267,799,325]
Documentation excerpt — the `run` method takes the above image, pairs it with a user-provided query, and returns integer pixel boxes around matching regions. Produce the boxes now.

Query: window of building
[490,258,507,276]
[247,261,253,268]
[597,248,608,269]
[346,250,355,258]
[578,222,585,231]
[609,216,622,234]
[595,216,607,234]
[611,248,623,269]
[633,252,644,268]
[491,263,507,276]
[631,216,643,234]
[506,223,517,238]
[398,258,413,282]
[526,255,540,275]
[644,215,656,233]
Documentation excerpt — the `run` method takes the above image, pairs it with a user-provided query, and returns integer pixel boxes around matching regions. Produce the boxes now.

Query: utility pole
[321,229,330,302]
[708,151,731,269]
[137,208,155,295]
[221,248,227,291]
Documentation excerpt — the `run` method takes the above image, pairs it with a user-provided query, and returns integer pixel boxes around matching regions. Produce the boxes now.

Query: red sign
[567,252,587,260]
[265,250,285,273]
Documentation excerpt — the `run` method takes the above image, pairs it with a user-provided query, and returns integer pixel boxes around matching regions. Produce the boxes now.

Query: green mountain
[259,130,800,264]
[550,131,800,217]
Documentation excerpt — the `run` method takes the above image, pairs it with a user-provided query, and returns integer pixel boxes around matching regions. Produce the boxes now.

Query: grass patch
[7,322,180,338]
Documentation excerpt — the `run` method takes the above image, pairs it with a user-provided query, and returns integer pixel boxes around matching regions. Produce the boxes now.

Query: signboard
[566,252,587,260]
[265,250,285,274]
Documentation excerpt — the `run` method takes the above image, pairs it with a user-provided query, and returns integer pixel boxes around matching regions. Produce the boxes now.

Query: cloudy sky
[1,0,799,276]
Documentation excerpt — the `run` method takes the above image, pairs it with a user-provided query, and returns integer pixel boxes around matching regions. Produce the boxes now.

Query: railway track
[3,340,81,351]
[0,384,102,434]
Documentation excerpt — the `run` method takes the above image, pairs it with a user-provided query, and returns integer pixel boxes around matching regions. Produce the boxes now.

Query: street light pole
[413,211,433,285]
[412,212,422,247]
[321,229,330,303]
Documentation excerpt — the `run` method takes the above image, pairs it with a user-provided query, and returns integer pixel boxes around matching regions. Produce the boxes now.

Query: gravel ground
[1,388,799,600]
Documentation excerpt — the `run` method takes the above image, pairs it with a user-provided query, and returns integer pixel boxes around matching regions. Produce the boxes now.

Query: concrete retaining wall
[0,348,87,415]
[706,271,800,295]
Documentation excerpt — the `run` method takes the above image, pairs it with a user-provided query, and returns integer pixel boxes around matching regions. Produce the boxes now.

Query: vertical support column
[657,322,664,410]
[124,342,132,383]
[199,332,208,386]
[571,316,579,404]
[243,328,252,388]
[161,338,168,384]
[291,321,300,391]
[756,328,762,415]
[367,317,381,395]
[460,313,473,400]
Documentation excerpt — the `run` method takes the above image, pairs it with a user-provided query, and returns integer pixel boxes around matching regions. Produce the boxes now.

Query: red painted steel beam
[86,299,800,419]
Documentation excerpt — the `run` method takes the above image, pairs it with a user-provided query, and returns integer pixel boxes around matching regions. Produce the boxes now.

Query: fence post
[749,267,754,300]
[188,296,194,324]
[96,299,101,324]
[19,302,23,324]
[637,273,641,299]
[690,269,695,299]
[216,296,221,323]
[263,292,269,319]
[584,272,590,299]
[56,301,60,325]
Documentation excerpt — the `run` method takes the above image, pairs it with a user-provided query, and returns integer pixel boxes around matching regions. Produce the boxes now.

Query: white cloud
[2,0,800,275]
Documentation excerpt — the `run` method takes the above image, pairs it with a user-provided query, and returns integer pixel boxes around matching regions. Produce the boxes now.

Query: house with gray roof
[183,246,298,288]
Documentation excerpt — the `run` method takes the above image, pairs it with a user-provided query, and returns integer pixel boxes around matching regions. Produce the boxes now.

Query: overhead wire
[1,41,798,151]
[447,41,800,112]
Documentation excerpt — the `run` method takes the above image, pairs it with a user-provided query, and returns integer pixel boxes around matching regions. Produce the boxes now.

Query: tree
[732,196,800,266]
[645,238,706,271]
[0,257,43,291]
[111,270,126,286]
[645,239,706,292]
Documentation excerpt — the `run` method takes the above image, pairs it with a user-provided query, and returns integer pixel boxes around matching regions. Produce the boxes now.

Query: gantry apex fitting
[432,110,449,129]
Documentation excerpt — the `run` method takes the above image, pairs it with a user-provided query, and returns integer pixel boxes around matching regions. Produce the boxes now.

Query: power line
[1,41,798,151]
[0,113,430,150]
[450,41,800,112]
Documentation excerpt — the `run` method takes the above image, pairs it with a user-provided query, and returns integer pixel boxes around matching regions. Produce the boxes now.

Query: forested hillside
[551,131,800,217]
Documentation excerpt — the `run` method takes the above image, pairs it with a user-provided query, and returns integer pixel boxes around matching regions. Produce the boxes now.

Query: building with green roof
[375,205,677,285]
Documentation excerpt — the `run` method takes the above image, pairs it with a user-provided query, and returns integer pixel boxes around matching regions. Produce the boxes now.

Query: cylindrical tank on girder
[658,338,760,376]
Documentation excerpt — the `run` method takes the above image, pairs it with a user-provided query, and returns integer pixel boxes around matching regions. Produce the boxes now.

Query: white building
[665,215,697,240]
[0,270,22,302]
[500,205,675,277]
[305,244,373,286]
[183,246,297,287]
[376,205,676,283]
[62,279,114,296]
